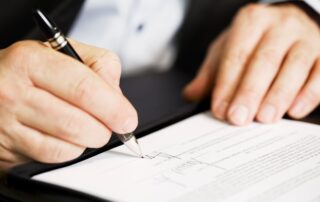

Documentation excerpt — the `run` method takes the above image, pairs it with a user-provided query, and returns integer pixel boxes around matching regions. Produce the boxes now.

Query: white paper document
[33,112,320,202]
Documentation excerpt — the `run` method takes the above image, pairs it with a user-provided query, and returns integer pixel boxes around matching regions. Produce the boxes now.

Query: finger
[183,30,228,101]
[226,27,297,125]
[24,42,137,134]
[69,39,122,86]
[11,122,85,163]
[288,58,320,118]
[212,4,272,120]
[17,87,111,148]
[257,41,317,123]
[0,145,29,164]
[0,161,19,171]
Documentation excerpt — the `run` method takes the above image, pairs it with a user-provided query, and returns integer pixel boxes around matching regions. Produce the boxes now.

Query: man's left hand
[184,3,320,125]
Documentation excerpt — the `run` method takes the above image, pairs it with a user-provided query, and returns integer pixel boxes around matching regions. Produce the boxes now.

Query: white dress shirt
[69,0,319,75]
[69,0,189,75]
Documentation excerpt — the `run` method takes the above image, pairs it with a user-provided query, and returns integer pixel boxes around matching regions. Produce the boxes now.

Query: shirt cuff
[260,0,320,14]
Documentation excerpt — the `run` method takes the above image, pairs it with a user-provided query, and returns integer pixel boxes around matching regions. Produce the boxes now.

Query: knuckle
[58,114,81,139]
[105,51,121,67]
[4,41,41,67]
[272,86,294,101]
[71,74,94,104]
[20,131,43,157]
[254,48,279,66]
[288,48,311,67]
[3,124,65,163]
[303,88,319,105]
[0,131,14,151]
[6,42,32,59]
[48,144,68,162]
[280,15,301,29]
[30,142,47,161]
[258,48,275,59]
[3,123,36,156]
[224,49,249,67]
[0,82,16,104]
[239,87,261,101]
[89,49,122,76]
[239,3,265,20]
[104,51,122,78]
[0,79,31,109]
[20,86,36,106]
[3,122,22,145]
[33,138,74,163]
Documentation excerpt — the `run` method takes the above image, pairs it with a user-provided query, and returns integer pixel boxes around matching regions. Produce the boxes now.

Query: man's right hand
[0,40,138,170]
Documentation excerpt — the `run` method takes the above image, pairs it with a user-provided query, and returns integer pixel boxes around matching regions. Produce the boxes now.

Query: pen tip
[137,142,144,158]
[120,133,144,158]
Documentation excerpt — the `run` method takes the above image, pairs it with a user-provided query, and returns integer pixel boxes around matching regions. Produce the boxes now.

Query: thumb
[183,60,213,102]
[183,30,228,102]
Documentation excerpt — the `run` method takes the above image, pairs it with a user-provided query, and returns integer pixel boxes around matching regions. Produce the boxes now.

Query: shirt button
[136,23,145,32]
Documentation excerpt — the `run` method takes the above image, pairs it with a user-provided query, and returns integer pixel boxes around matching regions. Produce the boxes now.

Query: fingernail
[259,104,277,123]
[122,117,137,133]
[291,100,306,116]
[229,105,249,125]
[214,101,229,119]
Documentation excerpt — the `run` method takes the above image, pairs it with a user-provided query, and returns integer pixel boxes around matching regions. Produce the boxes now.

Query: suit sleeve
[260,0,320,14]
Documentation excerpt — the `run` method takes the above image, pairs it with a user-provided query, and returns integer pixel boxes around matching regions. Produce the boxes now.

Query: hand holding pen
[33,9,143,157]
[0,10,141,170]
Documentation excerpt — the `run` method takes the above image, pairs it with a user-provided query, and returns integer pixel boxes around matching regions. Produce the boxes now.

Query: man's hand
[184,3,320,125]
[0,40,137,170]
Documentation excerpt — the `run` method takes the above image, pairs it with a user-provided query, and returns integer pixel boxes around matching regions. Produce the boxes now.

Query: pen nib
[117,133,143,158]
[126,136,144,158]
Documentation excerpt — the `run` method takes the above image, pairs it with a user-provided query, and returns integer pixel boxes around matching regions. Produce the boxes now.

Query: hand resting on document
[185,3,320,126]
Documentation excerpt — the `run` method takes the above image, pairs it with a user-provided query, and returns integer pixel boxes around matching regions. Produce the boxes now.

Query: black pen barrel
[58,44,83,62]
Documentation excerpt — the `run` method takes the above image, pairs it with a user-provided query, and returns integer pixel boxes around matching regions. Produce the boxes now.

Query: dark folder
[0,69,208,202]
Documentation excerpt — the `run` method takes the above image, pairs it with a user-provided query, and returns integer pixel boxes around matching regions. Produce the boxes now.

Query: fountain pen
[33,9,143,158]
